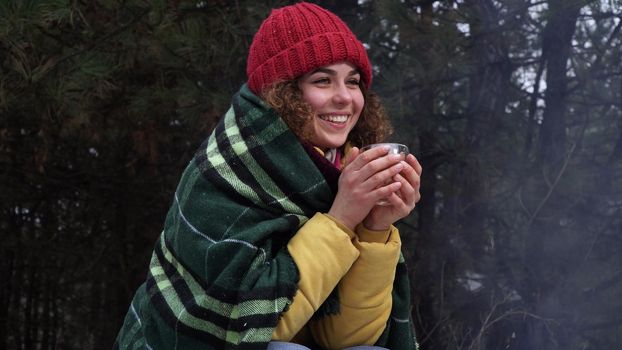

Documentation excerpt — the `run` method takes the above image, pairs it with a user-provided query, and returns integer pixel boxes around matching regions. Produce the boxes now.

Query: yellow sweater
[272,213,402,349]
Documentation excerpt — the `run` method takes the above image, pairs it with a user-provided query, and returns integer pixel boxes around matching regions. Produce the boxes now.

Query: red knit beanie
[246,2,372,94]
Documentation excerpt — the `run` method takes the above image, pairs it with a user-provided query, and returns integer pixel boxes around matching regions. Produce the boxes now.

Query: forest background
[1,0,621,349]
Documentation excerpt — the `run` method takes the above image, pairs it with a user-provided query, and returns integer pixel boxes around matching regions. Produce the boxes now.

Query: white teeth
[320,115,348,123]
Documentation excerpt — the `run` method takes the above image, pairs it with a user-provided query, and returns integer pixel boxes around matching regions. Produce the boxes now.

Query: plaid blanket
[114,84,418,349]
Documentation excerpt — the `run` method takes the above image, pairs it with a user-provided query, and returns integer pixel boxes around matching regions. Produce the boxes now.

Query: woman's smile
[318,113,351,128]
[319,114,349,123]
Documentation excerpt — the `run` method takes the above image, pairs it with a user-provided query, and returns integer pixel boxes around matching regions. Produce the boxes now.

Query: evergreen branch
[44,7,151,77]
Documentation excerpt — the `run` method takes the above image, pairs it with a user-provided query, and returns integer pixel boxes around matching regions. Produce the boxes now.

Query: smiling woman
[114,2,422,350]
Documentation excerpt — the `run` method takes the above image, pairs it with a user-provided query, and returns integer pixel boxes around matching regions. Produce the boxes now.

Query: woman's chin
[311,137,348,150]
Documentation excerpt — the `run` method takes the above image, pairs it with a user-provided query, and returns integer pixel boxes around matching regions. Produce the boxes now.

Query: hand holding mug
[360,143,422,231]
[328,144,406,230]
[359,143,409,206]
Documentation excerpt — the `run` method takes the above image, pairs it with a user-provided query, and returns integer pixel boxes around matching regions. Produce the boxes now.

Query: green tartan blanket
[114,84,418,350]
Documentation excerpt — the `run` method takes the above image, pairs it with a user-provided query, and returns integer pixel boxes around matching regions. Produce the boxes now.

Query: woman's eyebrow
[348,70,361,76]
[310,68,361,76]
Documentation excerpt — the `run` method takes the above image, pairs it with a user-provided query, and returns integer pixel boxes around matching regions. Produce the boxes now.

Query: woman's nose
[332,84,353,105]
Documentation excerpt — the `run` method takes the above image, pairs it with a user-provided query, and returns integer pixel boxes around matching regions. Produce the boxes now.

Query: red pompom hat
[246,2,372,94]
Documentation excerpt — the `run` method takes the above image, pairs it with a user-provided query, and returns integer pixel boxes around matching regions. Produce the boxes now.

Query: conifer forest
[1,0,622,349]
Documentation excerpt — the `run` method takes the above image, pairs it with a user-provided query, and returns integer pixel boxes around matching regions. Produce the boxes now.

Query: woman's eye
[347,79,360,85]
[312,77,330,84]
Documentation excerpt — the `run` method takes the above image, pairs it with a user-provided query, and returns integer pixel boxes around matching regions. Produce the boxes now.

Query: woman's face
[298,62,364,150]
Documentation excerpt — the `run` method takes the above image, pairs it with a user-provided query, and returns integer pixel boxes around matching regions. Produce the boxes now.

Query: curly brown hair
[261,80,393,149]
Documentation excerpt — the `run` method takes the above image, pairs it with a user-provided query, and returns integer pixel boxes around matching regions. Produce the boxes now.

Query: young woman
[115,3,421,350]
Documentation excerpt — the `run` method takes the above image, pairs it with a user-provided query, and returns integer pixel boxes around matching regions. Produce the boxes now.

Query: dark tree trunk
[538,0,582,165]
[609,74,622,166]
[524,55,546,160]
[24,258,37,350]
[412,129,441,349]
[410,3,445,349]
[10,223,23,350]
[462,0,512,258]
[0,245,13,350]
[41,279,51,350]
[525,3,584,349]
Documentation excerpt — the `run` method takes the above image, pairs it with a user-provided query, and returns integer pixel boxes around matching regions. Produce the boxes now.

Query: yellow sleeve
[309,224,402,349]
[272,213,360,340]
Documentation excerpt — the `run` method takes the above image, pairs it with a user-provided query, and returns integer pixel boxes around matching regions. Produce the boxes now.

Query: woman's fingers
[346,145,387,170]
[406,154,422,177]
[393,172,420,206]
[341,147,403,189]
[364,161,404,189]
[392,159,422,205]
[401,158,421,188]
[371,178,402,200]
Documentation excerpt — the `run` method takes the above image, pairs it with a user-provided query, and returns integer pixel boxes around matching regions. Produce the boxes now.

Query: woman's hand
[328,146,405,231]
[362,153,422,231]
